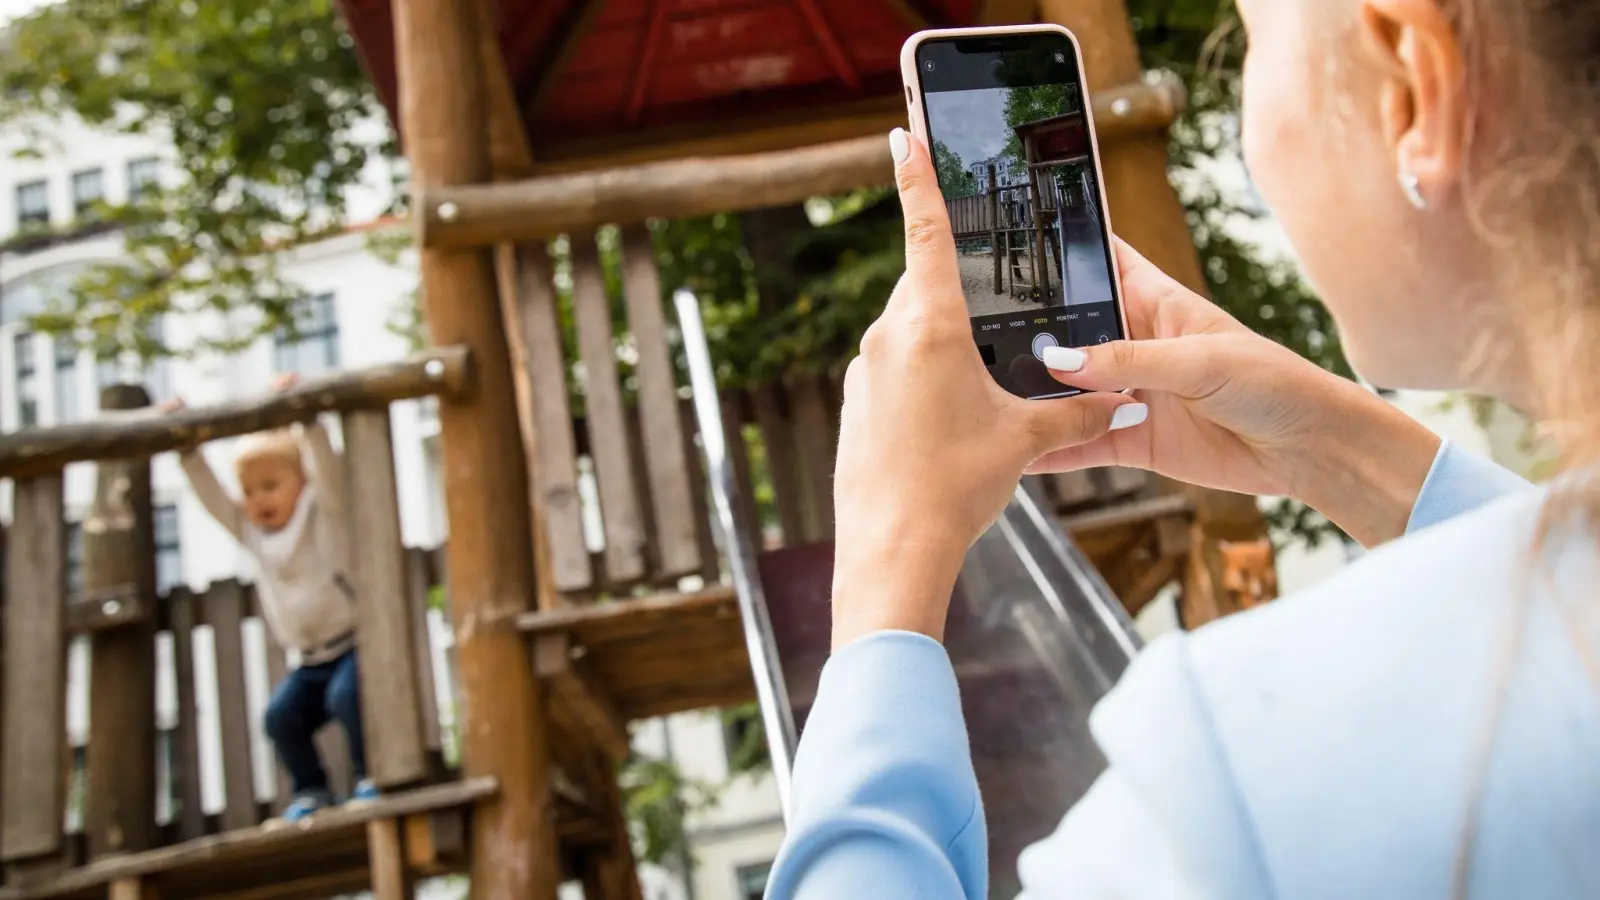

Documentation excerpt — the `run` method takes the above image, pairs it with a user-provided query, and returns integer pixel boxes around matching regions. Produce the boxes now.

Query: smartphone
[901,25,1128,400]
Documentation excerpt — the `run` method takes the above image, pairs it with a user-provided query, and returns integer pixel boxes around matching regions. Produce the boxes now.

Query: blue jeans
[263,649,367,795]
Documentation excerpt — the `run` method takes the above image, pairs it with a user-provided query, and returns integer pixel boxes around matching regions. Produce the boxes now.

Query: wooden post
[205,580,259,832]
[575,753,642,900]
[1038,0,1274,608]
[109,878,158,900]
[1027,166,1051,298]
[391,0,561,895]
[2,474,67,868]
[343,409,429,788]
[367,817,414,900]
[83,384,160,858]
[165,587,207,841]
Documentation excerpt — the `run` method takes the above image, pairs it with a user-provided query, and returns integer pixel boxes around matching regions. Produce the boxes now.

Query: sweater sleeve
[1405,441,1532,534]
[301,419,345,519]
[178,447,245,542]
[765,631,987,900]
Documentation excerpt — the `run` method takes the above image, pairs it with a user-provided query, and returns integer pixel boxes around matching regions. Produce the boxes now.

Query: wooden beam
[390,0,561,897]
[794,0,861,92]
[521,0,607,125]
[0,780,500,897]
[1058,492,1191,536]
[531,95,906,176]
[625,0,671,123]
[84,384,161,858]
[420,77,1182,248]
[471,0,537,178]
[0,346,471,479]
[64,585,146,634]
[533,633,630,761]
[975,0,1036,24]
[882,0,939,29]
[517,585,736,639]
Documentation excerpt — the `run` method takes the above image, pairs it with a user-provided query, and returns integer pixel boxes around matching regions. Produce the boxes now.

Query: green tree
[0,0,395,358]
[932,139,978,198]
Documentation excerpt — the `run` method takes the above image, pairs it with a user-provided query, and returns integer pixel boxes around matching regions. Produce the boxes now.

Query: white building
[969,153,1022,192]
[0,106,784,899]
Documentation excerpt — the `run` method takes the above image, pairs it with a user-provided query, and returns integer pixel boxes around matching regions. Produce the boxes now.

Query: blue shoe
[348,778,381,804]
[282,789,335,823]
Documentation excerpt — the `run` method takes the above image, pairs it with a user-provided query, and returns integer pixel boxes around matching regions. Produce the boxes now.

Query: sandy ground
[958,251,1062,317]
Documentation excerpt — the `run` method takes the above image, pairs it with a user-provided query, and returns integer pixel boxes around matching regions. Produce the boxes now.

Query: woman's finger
[1023,436,1125,475]
[887,128,963,319]
[1016,392,1148,463]
[1039,335,1235,398]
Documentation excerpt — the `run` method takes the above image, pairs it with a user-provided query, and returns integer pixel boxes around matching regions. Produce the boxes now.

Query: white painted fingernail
[889,128,909,163]
[1110,403,1148,431]
[1041,345,1086,372]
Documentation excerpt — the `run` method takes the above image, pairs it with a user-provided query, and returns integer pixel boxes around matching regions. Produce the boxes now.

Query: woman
[767,0,1600,897]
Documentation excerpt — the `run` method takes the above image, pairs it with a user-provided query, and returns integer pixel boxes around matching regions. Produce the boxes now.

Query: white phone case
[898,25,1132,358]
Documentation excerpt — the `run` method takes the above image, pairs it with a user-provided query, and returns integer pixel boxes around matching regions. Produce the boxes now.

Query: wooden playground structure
[0,0,1277,897]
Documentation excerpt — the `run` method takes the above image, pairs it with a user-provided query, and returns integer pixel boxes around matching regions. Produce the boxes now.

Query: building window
[154,504,181,594]
[14,332,38,428]
[54,335,79,423]
[65,520,84,596]
[734,862,772,900]
[274,293,339,375]
[15,180,49,229]
[721,705,768,775]
[127,157,161,202]
[71,169,104,220]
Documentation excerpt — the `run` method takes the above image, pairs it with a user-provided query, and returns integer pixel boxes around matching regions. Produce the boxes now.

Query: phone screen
[915,33,1124,399]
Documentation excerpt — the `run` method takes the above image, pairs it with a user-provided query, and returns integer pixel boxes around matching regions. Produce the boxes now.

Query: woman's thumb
[1018,392,1147,461]
[1040,336,1229,397]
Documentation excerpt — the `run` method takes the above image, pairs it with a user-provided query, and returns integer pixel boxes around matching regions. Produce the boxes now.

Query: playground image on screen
[925,85,1117,318]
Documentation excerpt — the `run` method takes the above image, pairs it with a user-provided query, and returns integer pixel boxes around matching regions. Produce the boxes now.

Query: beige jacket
[179,423,357,664]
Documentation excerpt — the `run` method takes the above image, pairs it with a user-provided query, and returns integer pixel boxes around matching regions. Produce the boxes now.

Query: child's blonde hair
[234,429,304,478]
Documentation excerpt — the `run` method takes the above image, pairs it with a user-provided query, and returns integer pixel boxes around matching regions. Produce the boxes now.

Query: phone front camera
[923,60,935,72]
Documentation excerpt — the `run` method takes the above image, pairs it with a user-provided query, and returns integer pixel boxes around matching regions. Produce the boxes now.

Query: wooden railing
[0,350,469,878]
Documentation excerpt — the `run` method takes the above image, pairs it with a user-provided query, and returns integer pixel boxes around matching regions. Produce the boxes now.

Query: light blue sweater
[768,444,1600,898]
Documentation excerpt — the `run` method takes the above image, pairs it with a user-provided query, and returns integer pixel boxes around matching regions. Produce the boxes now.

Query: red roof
[338,0,974,160]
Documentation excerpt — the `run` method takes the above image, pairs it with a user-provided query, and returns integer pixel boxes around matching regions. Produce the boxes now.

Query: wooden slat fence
[503,225,1155,604]
[0,418,461,882]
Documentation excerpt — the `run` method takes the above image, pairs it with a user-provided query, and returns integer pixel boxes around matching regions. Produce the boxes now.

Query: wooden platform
[0,778,604,900]
[516,491,1197,728]
[521,586,752,723]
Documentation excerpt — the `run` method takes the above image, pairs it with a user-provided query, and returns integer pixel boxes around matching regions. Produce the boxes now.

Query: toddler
[170,375,375,822]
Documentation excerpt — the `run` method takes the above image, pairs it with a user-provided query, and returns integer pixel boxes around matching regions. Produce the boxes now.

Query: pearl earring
[1399,167,1427,211]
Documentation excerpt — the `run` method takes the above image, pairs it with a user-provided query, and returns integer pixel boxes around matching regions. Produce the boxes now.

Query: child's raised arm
[271,373,345,516]
[300,418,345,516]
[162,398,247,540]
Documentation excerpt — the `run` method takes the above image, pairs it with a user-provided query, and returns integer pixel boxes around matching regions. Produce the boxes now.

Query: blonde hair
[1450,0,1600,478]
[1429,7,1600,891]
[233,429,304,478]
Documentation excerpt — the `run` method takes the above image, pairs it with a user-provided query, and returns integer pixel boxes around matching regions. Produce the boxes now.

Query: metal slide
[676,291,1143,896]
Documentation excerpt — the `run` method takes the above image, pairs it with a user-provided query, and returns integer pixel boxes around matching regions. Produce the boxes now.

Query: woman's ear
[1357,0,1469,204]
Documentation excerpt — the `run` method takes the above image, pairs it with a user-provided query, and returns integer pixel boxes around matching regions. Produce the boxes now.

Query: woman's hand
[1030,240,1441,547]
[829,130,1148,650]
